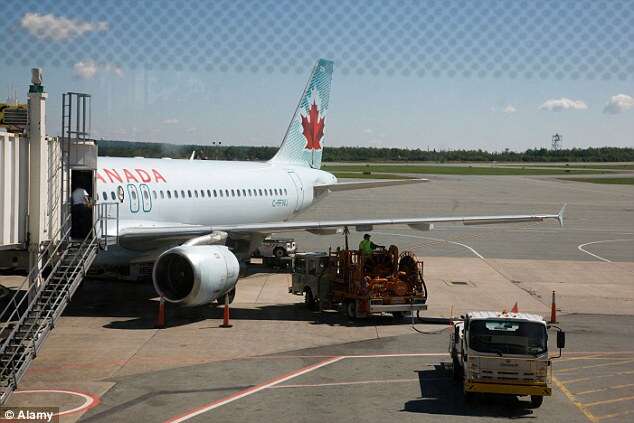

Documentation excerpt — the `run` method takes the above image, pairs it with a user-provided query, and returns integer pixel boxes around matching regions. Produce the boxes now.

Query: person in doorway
[71,186,91,239]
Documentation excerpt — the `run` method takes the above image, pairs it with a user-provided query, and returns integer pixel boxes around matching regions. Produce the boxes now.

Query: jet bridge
[0,69,118,404]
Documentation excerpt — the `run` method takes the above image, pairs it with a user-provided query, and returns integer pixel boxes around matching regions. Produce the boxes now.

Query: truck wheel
[452,357,463,382]
[305,289,317,310]
[529,395,543,408]
[346,301,357,320]
[464,391,475,403]
[273,247,285,259]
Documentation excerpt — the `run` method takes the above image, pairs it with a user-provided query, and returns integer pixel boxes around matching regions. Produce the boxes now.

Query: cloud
[73,61,97,79]
[73,61,123,79]
[539,98,588,111]
[502,105,517,113]
[21,13,108,41]
[162,118,179,125]
[603,94,634,114]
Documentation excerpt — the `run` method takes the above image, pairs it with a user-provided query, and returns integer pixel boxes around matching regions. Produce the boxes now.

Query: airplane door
[127,184,140,213]
[139,184,152,212]
[288,171,304,212]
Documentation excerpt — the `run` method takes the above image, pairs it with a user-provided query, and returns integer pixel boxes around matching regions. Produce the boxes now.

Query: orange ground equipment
[291,245,428,319]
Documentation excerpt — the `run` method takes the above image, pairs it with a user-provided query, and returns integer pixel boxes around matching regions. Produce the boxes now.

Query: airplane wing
[314,178,429,193]
[111,205,565,249]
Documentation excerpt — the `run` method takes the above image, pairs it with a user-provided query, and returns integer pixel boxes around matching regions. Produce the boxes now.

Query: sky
[1,0,633,151]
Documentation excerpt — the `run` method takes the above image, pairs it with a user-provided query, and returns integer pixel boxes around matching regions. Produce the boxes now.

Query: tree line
[96,140,634,162]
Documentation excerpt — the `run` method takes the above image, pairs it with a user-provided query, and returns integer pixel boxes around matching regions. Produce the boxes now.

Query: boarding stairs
[0,203,117,404]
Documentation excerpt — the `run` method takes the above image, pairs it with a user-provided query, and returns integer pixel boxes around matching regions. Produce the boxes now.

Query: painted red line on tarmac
[13,389,101,416]
[164,356,344,423]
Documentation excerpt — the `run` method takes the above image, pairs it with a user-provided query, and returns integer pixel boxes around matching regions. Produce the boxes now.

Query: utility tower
[551,133,563,150]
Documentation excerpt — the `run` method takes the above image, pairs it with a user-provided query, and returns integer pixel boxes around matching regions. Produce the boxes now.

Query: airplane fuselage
[93,156,336,264]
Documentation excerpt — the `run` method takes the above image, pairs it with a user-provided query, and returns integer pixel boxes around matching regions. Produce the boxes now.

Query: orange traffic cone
[511,302,518,313]
[549,291,558,323]
[220,293,232,328]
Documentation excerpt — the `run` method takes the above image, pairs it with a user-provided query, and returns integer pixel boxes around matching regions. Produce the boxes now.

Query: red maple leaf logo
[301,100,325,151]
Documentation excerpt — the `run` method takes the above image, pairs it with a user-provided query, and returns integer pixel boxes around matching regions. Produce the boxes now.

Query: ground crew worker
[359,234,381,256]
[71,186,91,239]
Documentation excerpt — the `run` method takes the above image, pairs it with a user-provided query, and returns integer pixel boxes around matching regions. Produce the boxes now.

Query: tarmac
[2,174,633,422]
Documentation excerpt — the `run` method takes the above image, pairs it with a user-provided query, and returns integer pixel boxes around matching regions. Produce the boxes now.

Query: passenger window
[152,190,157,199]
[274,189,278,195]
[242,189,246,196]
[160,190,165,199]
[199,190,203,198]
[248,189,252,196]
[284,188,287,195]
[259,189,263,196]
[143,190,149,199]
[231,189,235,197]
[237,189,241,197]
[181,190,185,198]
[207,189,212,197]
[102,192,107,201]
[131,190,137,200]
[194,190,198,198]
[187,190,192,198]
[167,190,171,199]
[174,190,179,198]
[225,189,229,197]
[111,192,116,200]
[213,189,217,197]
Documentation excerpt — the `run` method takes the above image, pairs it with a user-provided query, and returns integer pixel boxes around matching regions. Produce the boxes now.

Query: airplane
[92,59,564,306]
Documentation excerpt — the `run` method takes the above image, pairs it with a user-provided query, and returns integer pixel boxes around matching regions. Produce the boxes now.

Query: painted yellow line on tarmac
[575,383,634,396]
[596,409,634,421]
[557,359,634,374]
[553,375,598,423]
[582,395,634,407]
[560,370,634,385]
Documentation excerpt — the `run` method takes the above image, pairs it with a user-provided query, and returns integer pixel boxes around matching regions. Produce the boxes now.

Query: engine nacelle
[153,245,239,306]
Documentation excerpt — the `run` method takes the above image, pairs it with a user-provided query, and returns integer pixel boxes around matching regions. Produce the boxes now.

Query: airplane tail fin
[270,59,333,169]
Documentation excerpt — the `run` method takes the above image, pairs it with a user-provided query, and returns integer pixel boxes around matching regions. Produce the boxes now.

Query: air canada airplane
[93,59,564,306]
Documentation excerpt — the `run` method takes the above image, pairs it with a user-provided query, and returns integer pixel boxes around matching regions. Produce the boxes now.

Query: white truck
[450,311,565,408]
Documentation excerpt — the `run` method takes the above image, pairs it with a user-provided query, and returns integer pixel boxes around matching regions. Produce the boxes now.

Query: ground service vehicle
[255,238,297,259]
[450,311,566,408]
[291,245,428,319]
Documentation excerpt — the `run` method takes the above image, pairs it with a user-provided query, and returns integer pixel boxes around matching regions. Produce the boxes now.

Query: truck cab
[450,311,565,408]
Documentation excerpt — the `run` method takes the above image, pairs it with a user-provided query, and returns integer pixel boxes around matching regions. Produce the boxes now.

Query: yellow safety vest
[359,239,373,255]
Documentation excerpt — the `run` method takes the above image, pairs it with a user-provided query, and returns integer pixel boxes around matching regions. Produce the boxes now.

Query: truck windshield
[468,320,547,356]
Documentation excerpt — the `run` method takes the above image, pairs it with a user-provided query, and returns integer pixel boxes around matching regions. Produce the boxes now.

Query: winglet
[558,203,566,227]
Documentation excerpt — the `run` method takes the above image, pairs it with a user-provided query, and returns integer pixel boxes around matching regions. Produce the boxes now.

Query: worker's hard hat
[363,233,371,239]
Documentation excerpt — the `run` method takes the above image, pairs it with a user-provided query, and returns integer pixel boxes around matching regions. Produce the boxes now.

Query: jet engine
[152,245,239,306]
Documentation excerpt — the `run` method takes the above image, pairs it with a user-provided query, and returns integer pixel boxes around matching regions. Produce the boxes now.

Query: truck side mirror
[557,331,566,349]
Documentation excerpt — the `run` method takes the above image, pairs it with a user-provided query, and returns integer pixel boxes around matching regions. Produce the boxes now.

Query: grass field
[560,177,634,185]
[322,164,607,176]
[330,172,417,179]
[509,163,634,171]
